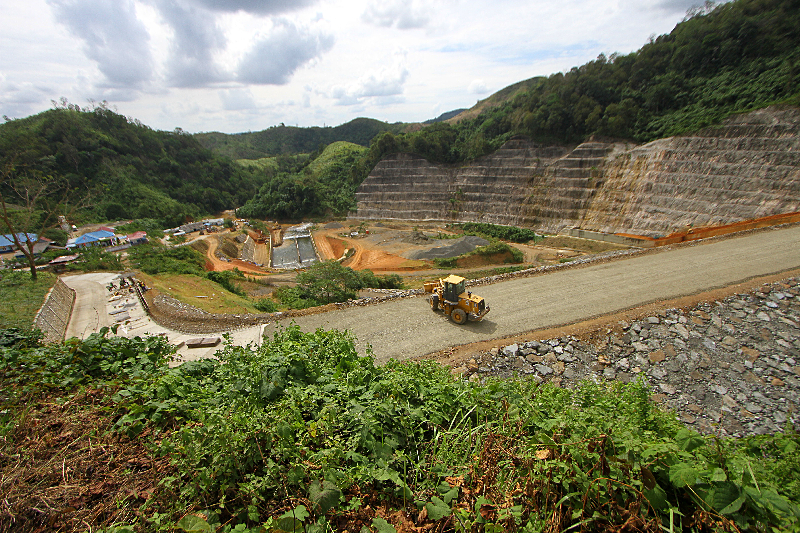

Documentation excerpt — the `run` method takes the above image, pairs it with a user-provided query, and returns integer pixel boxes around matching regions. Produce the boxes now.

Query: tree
[0,162,90,279]
[295,261,363,304]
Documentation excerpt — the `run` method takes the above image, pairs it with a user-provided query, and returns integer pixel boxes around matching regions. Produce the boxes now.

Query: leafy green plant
[433,241,523,268]
[3,325,800,532]
[67,247,124,271]
[253,298,278,313]
[0,270,57,329]
[458,222,542,243]
[206,269,246,297]
[273,261,403,309]
[273,286,321,309]
[129,243,206,276]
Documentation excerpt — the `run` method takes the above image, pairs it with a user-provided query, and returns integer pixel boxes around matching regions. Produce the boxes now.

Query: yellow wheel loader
[424,274,489,324]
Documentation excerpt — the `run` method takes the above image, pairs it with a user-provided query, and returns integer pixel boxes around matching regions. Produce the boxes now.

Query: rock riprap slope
[467,277,799,438]
[355,107,800,236]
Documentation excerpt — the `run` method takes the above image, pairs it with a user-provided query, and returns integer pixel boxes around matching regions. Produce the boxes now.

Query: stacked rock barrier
[33,278,75,343]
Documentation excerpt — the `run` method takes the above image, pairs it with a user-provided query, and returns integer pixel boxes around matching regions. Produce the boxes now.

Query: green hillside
[446,77,543,124]
[195,117,406,160]
[237,141,367,220]
[0,104,263,226]
[367,0,800,165]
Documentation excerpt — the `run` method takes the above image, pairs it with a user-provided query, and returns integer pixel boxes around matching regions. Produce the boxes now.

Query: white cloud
[188,0,319,15]
[0,76,52,119]
[362,0,430,29]
[44,0,334,94]
[329,54,409,106]
[468,79,488,95]
[157,0,227,87]
[46,0,155,89]
[237,20,334,85]
[220,88,257,111]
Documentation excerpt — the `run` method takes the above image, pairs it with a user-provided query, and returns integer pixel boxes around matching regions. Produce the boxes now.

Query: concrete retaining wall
[34,278,75,343]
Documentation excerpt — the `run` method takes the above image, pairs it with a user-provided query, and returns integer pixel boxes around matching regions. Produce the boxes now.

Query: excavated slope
[354,107,800,236]
[355,140,571,227]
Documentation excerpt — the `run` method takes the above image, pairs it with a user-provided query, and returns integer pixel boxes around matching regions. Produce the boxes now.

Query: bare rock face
[582,107,800,236]
[355,139,571,227]
[354,107,800,236]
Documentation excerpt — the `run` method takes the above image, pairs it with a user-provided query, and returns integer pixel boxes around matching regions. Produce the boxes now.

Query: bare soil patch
[539,235,631,254]
[311,221,618,275]
[326,236,346,259]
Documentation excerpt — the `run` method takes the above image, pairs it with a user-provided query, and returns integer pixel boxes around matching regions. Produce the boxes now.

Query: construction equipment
[424,274,490,324]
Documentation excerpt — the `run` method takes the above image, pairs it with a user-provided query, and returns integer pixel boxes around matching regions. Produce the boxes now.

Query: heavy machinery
[424,274,489,324]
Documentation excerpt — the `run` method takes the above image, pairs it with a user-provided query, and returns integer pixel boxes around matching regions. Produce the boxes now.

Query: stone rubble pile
[458,277,800,437]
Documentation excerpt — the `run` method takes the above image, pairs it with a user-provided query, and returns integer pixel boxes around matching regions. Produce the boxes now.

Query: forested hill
[0,104,263,226]
[194,117,407,160]
[366,0,800,166]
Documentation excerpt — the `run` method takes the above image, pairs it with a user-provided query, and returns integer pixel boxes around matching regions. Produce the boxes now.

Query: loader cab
[442,275,466,302]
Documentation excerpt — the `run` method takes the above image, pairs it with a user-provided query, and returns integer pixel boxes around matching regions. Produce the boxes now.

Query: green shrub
[433,241,523,268]
[206,269,246,297]
[253,298,278,313]
[114,218,165,239]
[128,243,206,275]
[3,325,800,532]
[68,247,124,272]
[273,286,320,309]
[357,269,404,290]
[459,222,541,243]
[433,257,457,268]
[0,271,57,330]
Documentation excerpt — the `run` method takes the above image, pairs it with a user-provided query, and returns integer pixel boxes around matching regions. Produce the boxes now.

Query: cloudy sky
[1,0,703,134]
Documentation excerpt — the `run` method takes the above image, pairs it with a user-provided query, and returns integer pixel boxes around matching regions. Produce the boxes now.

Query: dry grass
[0,388,176,532]
[538,235,630,254]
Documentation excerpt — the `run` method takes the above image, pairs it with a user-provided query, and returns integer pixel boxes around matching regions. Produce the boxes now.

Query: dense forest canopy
[194,117,407,160]
[2,0,798,228]
[0,102,263,227]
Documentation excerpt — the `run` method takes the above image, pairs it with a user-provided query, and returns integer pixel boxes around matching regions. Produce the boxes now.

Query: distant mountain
[424,109,468,124]
[195,117,407,160]
[446,78,543,124]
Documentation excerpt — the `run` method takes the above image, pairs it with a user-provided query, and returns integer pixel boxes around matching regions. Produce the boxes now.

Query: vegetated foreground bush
[1,326,798,532]
[434,241,525,269]
[275,261,404,308]
[458,222,542,244]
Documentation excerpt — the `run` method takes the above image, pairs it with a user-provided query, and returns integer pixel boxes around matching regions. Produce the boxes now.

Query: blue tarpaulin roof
[72,230,115,245]
[0,233,37,248]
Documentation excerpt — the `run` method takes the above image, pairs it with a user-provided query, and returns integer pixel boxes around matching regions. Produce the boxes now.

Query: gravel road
[271,225,800,364]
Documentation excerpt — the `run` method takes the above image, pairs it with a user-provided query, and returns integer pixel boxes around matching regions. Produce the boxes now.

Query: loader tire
[451,308,467,324]
[430,294,439,311]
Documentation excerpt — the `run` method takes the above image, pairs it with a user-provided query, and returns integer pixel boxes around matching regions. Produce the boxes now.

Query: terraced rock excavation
[355,107,800,237]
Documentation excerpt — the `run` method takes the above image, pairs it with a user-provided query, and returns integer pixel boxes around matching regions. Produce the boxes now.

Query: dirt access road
[271,225,800,364]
